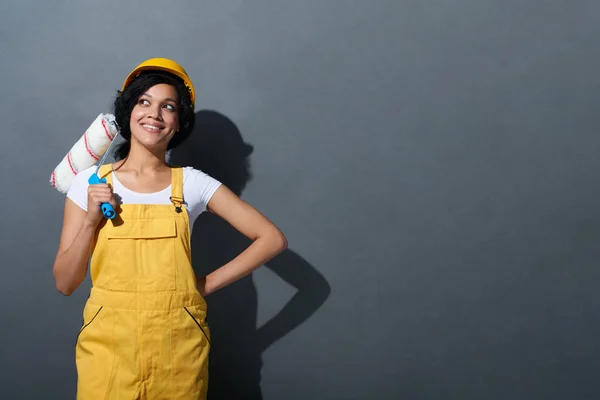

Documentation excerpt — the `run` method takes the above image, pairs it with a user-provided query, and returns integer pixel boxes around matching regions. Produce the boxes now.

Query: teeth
[143,124,161,131]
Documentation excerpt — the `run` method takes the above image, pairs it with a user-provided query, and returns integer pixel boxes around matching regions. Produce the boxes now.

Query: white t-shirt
[67,165,222,233]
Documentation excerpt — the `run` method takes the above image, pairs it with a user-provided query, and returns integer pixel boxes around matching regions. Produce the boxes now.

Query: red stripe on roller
[67,153,77,175]
[51,171,57,188]
[101,119,114,140]
[83,132,100,160]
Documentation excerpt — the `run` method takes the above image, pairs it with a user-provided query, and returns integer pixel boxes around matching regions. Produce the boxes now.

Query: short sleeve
[66,166,95,211]
[183,167,222,215]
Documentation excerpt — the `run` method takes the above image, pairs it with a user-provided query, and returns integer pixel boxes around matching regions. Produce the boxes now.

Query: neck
[118,141,168,173]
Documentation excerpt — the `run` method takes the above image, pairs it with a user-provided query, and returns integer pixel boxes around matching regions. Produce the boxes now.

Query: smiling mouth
[141,123,164,132]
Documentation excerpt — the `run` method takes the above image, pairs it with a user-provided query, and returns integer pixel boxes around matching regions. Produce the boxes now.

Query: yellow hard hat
[121,57,196,106]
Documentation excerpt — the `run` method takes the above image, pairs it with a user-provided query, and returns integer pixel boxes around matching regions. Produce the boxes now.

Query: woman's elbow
[53,267,76,296]
[55,279,75,296]
[272,229,288,253]
[57,286,74,296]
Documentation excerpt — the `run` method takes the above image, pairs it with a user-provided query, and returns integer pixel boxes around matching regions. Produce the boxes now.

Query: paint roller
[50,113,121,219]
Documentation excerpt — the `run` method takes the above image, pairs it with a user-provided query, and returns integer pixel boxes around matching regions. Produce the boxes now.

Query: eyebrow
[141,92,178,103]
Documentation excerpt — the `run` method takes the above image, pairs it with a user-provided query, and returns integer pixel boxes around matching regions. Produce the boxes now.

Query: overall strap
[98,164,113,185]
[169,167,184,214]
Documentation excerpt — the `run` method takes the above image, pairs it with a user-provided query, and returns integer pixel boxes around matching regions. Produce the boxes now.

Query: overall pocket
[100,217,178,291]
[75,304,115,398]
[75,304,103,346]
[184,306,211,345]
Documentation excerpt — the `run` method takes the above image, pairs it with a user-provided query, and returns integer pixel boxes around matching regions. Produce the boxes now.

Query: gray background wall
[2,1,600,399]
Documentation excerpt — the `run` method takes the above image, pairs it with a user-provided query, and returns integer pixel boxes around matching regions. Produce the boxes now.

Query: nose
[149,104,163,120]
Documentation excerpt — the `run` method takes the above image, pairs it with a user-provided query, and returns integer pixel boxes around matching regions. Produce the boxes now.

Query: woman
[52,58,288,399]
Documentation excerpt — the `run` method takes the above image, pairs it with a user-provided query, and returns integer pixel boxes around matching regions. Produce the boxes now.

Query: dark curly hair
[112,71,195,160]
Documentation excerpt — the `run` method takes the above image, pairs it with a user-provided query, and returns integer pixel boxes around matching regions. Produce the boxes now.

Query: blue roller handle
[88,173,116,219]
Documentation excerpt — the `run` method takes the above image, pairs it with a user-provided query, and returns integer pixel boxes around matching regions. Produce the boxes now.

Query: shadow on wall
[169,110,331,400]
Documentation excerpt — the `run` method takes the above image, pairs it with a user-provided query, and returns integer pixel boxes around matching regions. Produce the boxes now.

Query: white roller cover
[50,113,118,194]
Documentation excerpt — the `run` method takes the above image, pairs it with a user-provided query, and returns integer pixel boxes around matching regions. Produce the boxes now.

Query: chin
[131,136,168,151]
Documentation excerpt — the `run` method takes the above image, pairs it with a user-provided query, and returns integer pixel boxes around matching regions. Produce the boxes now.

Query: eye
[138,98,150,106]
[163,104,176,111]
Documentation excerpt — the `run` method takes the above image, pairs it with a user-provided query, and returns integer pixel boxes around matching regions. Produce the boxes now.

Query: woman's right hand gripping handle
[85,183,118,226]
[52,183,117,296]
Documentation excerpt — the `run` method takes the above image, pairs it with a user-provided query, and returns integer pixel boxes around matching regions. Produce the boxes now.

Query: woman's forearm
[202,230,288,295]
[53,220,98,296]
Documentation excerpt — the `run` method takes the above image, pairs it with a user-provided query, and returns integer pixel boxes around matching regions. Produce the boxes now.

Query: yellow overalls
[75,164,210,399]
